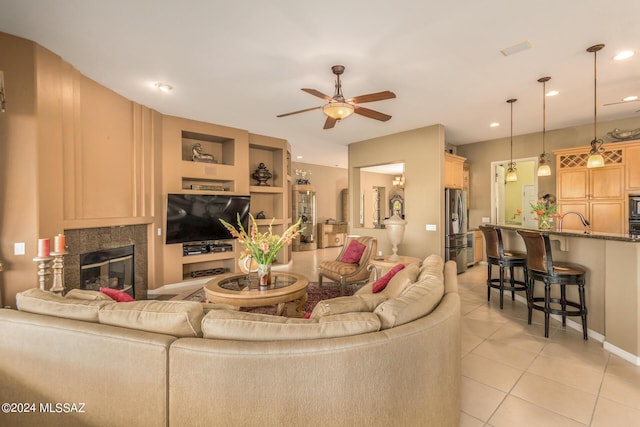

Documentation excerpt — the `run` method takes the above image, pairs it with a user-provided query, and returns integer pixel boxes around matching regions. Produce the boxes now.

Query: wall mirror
[358,162,405,228]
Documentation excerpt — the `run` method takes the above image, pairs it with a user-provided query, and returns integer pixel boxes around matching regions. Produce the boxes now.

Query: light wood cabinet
[317,222,348,248]
[626,141,640,190]
[474,230,483,263]
[555,145,625,234]
[444,153,466,189]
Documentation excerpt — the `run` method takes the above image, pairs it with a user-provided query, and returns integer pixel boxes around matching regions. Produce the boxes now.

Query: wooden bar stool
[516,229,588,340]
[479,225,527,309]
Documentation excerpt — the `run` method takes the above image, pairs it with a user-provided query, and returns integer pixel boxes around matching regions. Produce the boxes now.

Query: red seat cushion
[100,287,135,302]
[373,264,406,293]
[340,240,367,264]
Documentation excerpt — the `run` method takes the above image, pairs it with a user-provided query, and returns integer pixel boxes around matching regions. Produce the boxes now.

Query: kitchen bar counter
[496,223,640,243]
[489,223,640,365]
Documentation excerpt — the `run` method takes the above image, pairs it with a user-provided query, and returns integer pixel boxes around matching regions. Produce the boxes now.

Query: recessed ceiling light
[154,82,173,92]
[546,90,559,97]
[623,95,638,102]
[490,122,500,128]
[613,50,635,61]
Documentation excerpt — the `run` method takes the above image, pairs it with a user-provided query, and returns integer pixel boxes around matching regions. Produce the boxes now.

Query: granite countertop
[485,223,640,243]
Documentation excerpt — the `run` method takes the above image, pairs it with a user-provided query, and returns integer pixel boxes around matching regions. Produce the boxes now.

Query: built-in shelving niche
[181,131,235,165]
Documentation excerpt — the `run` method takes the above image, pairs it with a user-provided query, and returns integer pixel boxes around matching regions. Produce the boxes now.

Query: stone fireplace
[64,225,148,299]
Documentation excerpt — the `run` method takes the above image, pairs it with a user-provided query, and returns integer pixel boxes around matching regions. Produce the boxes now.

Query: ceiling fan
[277,65,396,129]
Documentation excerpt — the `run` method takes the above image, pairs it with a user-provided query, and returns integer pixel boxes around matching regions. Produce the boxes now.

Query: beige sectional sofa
[0,255,460,427]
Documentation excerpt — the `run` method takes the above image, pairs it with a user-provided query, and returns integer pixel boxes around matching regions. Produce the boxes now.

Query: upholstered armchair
[318,236,377,295]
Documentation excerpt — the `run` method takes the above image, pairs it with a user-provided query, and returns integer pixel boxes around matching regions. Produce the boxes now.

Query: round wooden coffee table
[204,272,309,316]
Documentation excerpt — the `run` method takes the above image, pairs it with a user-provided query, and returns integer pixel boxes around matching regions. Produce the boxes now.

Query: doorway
[491,157,538,225]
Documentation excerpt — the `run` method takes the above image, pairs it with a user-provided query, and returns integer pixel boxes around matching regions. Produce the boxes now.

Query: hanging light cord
[507,98,517,171]
[542,79,547,154]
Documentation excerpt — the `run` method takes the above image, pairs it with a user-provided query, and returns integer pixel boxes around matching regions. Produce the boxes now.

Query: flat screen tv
[165,194,250,244]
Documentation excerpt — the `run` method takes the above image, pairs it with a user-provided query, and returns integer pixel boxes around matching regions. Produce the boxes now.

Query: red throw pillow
[340,240,367,264]
[100,287,135,302]
[372,264,406,293]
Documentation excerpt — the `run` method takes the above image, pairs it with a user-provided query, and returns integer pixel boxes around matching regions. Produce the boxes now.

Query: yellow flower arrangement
[220,214,303,265]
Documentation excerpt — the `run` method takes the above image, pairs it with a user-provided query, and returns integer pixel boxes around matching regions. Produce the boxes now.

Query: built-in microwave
[630,195,640,220]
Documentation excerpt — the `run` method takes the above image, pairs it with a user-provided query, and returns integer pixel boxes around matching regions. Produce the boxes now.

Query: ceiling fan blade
[323,117,337,129]
[347,91,396,104]
[277,106,322,118]
[302,88,335,102]
[603,99,640,106]
[354,106,392,122]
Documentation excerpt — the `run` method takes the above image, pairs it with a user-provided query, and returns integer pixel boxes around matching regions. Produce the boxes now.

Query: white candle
[37,238,50,257]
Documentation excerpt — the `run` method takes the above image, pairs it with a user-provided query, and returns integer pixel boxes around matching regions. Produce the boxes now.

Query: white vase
[383,214,407,261]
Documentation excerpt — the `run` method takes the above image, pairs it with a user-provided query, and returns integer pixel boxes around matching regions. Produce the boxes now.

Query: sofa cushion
[355,263,420,298]
[383,263,421,298]
[16,288,114,322]
[65,288,114,301]
[309,293,388,319]
[340,240,366,264]
[374,275,445,329]
[417,254,445,282]
[373,264,405,293]
[98,300,204,337]
[100,287,135,302]
[202,310,381,341]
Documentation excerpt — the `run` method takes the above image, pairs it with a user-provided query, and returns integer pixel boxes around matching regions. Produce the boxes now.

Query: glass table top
[217,273,298,292]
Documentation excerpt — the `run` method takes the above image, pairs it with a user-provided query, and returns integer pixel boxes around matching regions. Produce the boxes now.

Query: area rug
[182,281,358,317]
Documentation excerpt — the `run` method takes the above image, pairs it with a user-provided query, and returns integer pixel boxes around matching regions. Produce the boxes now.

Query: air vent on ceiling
[500,41,533,56]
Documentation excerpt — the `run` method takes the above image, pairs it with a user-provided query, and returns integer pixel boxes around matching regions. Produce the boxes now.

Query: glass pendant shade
[323,102,354,120]
[587,150,605,168]
[505,169,518,182]
[537,164,551,176]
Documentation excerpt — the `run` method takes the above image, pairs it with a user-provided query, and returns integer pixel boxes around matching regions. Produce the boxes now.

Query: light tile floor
[457,263,640,427]
[153,248,640,426]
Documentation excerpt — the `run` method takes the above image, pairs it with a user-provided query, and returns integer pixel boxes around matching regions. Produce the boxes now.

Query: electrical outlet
[481,217,490,223]
[157,227,162,236]
[14,242,26,255]
[425,224,437,231]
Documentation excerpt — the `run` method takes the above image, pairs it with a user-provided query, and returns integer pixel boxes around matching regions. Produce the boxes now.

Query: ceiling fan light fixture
[323,102,354,120]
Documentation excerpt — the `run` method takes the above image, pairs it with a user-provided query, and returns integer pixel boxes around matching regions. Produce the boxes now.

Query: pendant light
[537,77,552,176]
[586,44,605,168]
[505,98,518,182]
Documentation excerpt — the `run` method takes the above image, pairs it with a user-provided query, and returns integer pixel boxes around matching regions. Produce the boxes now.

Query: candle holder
[49,251,68,295]
[32,256,54,290]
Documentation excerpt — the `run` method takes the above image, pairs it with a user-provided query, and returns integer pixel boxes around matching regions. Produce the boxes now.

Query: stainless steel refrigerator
[445,188,468,274]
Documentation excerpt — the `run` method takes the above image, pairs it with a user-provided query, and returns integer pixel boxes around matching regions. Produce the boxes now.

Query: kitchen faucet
[558,211,592,234]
